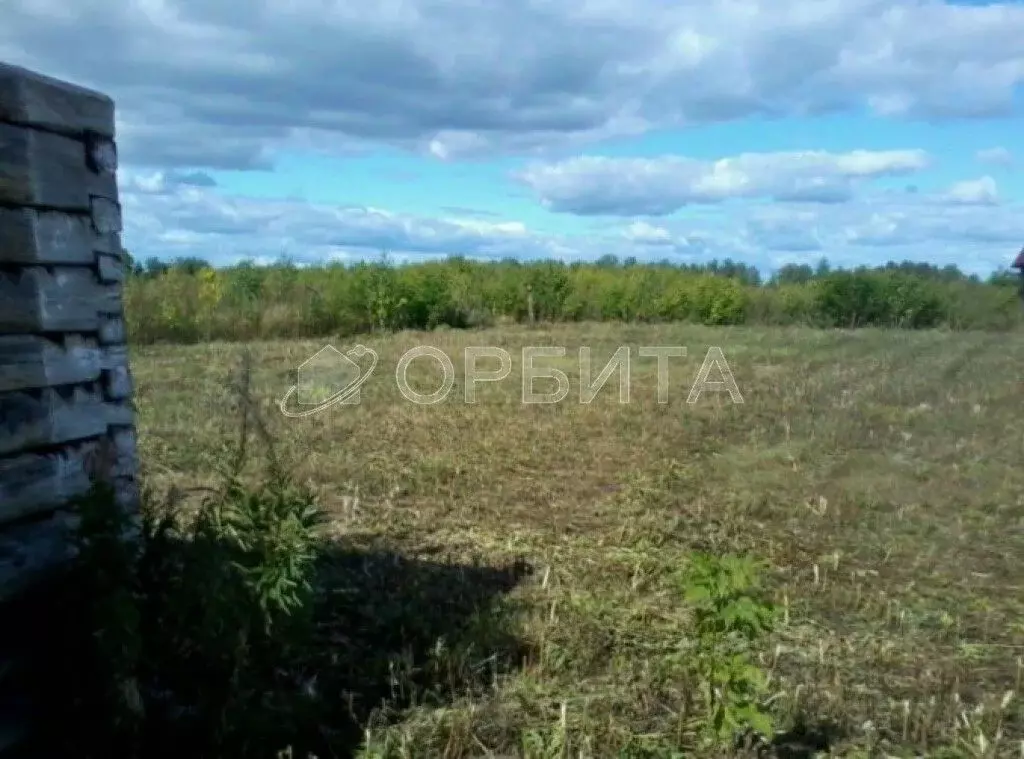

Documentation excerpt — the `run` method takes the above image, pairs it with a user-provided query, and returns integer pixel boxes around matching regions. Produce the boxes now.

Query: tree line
[120,252,1023,344]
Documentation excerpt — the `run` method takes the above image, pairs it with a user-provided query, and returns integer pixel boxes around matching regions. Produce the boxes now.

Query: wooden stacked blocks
[0,62,140,753]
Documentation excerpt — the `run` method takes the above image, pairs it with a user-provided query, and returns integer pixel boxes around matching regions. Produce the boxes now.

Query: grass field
[130,323,1024,757]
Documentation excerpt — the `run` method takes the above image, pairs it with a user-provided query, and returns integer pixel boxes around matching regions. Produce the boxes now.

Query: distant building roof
[1014,248,1024,269]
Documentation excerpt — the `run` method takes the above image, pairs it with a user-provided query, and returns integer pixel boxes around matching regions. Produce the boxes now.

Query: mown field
[130,323,1024,757]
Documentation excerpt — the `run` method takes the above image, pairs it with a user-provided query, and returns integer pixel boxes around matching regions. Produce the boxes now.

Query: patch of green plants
[50,353,325,758]
[671,552,779,750]
[121,254,1023,345]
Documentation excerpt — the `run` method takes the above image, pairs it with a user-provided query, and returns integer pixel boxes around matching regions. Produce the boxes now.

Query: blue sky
[3,0,1023,276]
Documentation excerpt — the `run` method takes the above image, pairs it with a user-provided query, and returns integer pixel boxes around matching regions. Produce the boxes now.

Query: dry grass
[130,323,1024,758]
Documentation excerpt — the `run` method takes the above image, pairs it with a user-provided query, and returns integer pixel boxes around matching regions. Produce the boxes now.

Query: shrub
[121,257,1023,344]
[815,271,887,328]
[49,353,325,757]
[690,275,749,325]
[674,552,778,748]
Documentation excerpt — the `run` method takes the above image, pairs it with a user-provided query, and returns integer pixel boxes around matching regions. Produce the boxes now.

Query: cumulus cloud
[118,182,556,266]
[623,221,674,245]
[942,176,1000,206]
[3,0,1019,275]
[115,179,1024,276]
[2,0,1024,166]
[738,191,1024,270]
[517,150,930,215]
[745,210,825,253]
[438,206,502,219]
[976,147,1014,167]
[121,169,218,194]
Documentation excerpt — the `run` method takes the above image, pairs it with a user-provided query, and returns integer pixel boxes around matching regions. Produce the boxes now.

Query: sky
[2,0,1023,277]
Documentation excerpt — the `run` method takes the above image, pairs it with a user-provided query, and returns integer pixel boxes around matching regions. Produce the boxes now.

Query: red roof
[1014,248,1024,269]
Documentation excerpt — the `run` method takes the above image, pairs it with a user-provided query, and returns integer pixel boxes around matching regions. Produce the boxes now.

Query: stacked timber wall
[0,62,139,754]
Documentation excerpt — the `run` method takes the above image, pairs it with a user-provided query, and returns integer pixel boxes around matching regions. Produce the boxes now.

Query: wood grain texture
[104,400,135,428]
[0,63,134,755]
[0,443,95,525]
[0,384,112,457]
[0,208,95,266]
[98,315,126,344]
[84,132,117,174]
[89,195,121,234]
[99,345,133,400]
[0,123,117,210]
[96,252,124,283]
[0,62,114,137]
[0,267,121,333]
[0,335,103,394]
[0,431,137,527]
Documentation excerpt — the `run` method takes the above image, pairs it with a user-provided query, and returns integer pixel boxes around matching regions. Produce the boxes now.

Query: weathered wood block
[0,335,102,394]
[0,430,138,524]
[98,343,128,371]
[0,62,114,137]
[102,367,132,401]
[0,445,94,526]
[0,266,121,333]
[0,509,80,603]
[99,345,132,400]
[0,384,111,457]
[98,315,126,344]
[89,195,121,234]
[96,252,124,283]
[103,400,135,427]
[110,427,138,479]
[0,123,118,210]
[93,231,121,256]
[84,131,117,174]
[0,208,96,266]
[0,62,130,757]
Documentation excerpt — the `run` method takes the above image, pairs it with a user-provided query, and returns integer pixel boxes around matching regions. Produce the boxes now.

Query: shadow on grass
[301,542,534,755]
[4,537,533,759]
[750,718,844,759]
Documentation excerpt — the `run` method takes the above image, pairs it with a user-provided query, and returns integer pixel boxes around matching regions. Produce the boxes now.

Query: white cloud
[943,176,1000,206]
[745,208,825,253]
[4,0,1018,275]
[2,0,1023,166]
[443,217,529,236]
[118,179,1024,276]
[976,147,1014,167]
[118,182,562,266]
[120,168,218,194]
[517,149,930,215]
[623,221,674,245]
